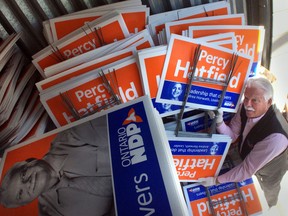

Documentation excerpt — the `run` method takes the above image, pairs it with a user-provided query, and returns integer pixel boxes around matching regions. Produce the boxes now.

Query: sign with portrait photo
[137,45,184,117]
[156,34,253,113]
[0,95,189,216]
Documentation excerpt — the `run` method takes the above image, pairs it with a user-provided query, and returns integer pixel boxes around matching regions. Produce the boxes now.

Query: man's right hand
[207,109,224,125]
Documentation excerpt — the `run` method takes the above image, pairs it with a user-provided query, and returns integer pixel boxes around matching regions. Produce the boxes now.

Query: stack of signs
[33,0,149,78]
[147,1,232,45]
[138,34,253,118]
[156,34,253,113]
[183,179,263,216]
[44,0,146,43]
[167,134,232,182]
[188,25,265,77]
[33,0,155,127]
[0,95,189,216]
[38,57,144,127]
[27,1,266,213]
[181,111,234,133]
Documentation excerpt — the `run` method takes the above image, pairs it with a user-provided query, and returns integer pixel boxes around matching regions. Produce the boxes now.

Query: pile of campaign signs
[0,0,264,215]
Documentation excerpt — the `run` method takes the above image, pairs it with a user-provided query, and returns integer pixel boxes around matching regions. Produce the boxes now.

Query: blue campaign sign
[152,98,182,116]
[107,100,173,216]
[169,140,228,156]
[160,80,240,110]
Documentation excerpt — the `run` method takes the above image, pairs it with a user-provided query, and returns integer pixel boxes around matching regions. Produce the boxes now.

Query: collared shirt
[217,105,288,183]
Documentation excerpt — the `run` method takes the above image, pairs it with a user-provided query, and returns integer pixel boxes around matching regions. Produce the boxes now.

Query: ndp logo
[117,108,148,167]
[122,108,143,125]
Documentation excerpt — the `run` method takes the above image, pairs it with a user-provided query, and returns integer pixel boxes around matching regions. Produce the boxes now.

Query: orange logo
[122,108,143,125]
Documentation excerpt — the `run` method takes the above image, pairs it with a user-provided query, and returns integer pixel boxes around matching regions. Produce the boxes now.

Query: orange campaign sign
[156,34,253,113]
[36,47,136,91]
[111,29,155,52]
[196,32,237,51]
[43,41,120,78]
[178,1,231,20]
[183,179,262,216]
[167,134,231,182]
[50,7,149,41]
[43,28,154,79]
[147,1,231,45]
[137,46,183,117]
[32,13,130,77]
[165,14,245,42]
[40,58,144,127]
[189,25,265,76]
[50,12,103,42]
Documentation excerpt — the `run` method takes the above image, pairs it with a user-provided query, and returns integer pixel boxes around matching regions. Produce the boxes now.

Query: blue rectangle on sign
[161,81,240,109]
[108,101,172,216]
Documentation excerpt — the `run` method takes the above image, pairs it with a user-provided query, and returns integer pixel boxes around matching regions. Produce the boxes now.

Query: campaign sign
[181,112,234,133]
[107,96,189,216]
[148,1,230,45]
[33,13,130,76]
[156,34,252,112]
[177,1,231,20]
[137,46,183,117]
[41,58,144,127]
[36,47,135,91]
[195,32,237,51]
[183,179,262,216]
[165,14,244,43]
[167,135,231,181]
[0,96,188,216]
[50,12,103,42]
[50,7,148,41]
[189,25,265,77]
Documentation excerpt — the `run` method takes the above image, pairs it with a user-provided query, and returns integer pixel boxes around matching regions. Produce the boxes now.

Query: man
[201,77,288,207]
[171,83,183,101]
[0,115,115,216]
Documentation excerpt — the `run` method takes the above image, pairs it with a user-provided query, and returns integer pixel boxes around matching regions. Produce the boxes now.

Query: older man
[201,77,288,207]
[0,115,114,216]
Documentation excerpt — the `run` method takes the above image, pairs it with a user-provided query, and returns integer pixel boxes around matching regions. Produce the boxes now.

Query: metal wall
[0,0,248,58]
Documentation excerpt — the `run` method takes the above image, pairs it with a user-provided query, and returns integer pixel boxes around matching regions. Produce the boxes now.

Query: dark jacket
[239,104,288,207]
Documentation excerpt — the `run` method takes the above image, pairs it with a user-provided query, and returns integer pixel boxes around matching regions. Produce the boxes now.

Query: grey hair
[0,161,27,207]
[0,158,39,208]
[245,77,274,101]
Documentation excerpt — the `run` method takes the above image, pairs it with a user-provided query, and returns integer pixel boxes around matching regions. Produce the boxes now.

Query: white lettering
[198,50,229,70]
[119,82,139,103]
[174,59,190,78]
[134,173,155,216]
[174,158,216,170]
[62,38,97,58]
[235,35,244,46]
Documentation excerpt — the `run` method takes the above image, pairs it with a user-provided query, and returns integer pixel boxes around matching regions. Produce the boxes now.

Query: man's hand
[207,109,224,125]
[198,177,217,187]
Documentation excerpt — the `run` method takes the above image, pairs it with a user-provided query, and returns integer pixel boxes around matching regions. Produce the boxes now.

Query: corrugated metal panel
[0,0,245,57]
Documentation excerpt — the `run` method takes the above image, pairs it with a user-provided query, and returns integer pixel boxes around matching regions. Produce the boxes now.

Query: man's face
[243,86,272,118]
[162,103,172,111]
[210,145,219,155]
[171,83,183,98]
[4,160,54,207]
